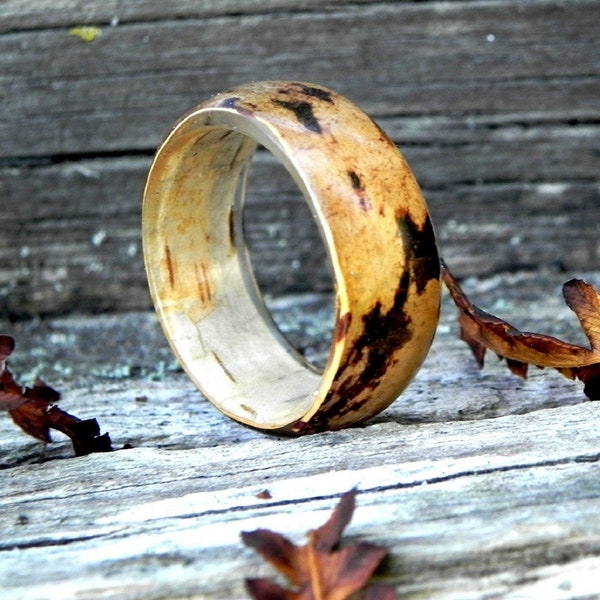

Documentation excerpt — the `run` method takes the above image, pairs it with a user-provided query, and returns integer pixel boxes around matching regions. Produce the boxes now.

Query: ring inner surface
[145,119,325,429]
[243,149,334,370]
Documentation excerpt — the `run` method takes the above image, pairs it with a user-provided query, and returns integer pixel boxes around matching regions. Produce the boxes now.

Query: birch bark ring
[142,81,441,434]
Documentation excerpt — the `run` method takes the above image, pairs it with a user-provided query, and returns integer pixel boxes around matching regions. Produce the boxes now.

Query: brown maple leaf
[0,334,112,456]
[441,260,600,399]
[242,489,396,600]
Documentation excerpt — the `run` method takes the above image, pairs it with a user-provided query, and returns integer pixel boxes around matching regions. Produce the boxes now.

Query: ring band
[142,81,441,434]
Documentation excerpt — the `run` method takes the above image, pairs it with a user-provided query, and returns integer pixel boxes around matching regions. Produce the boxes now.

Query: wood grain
[0,0,358,33]
[1,4,599,597]
[1,283,599,598]
[2,2,599,157]
[0,0,599,316]
[1,153,598,317]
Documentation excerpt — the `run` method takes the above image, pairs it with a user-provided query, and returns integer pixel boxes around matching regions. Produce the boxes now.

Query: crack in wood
[0,531,111,552]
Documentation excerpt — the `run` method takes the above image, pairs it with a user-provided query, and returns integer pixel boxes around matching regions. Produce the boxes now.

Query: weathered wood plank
[1,2,599,597]
[1,367,599,598]
[1,1,598,157]
[1,273,598,459]
[1,440,599,599]
[1,272,599,598]
[2,150,598,316]
[3,77,598,160]
[0,0,358,33]
[1,0,598,316]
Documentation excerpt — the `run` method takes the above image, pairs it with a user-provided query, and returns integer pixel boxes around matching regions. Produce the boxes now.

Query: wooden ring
[142,81,441,434]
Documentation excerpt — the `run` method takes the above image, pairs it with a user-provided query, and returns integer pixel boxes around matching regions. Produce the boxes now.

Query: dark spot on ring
[334,312,352,342]
[273,99,322,133]
[344,269,412,379]
[304,270,413,431]
[397,213,440,294]
[195,262,213,304]
[278,83,334,104]
[348,170,362,190]
[295,83,334,103]
[219,97,254,116]
[347,170,372,210]
[165,244,175,288]
[228,210,235,245]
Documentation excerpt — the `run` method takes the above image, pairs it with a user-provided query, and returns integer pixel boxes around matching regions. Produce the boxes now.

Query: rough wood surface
[1,3,599,595]
[1,272,600,598]
[1,0,599,316]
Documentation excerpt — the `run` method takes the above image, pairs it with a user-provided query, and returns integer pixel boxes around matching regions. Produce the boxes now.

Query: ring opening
[143,113,339,429]
[243,147,334,370]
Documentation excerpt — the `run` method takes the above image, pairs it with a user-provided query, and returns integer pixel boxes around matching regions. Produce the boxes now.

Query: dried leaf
[361,584,398,600]
[0,334,15,361]
[242,489,395,600]
[246,578,294,600]
[442,260,600,398]
[311,484,357,553]
[573,363,600,400]
[1,334,112,456]
[256,489,273,500]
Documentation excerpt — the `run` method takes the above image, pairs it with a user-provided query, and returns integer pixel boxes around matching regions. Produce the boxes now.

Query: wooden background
[1,2,600,599]
[1,0,598,318]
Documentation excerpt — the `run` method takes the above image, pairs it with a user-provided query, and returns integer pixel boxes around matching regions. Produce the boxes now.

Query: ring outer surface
[143,81,441,434]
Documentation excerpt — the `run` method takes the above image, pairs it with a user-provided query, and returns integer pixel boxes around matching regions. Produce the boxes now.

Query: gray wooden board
[1,0,599,316]
[1,152,599,317]
[1,271,600,598]
[2,1,599,157]
[0,0,368,32]
[1,2,599,596]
